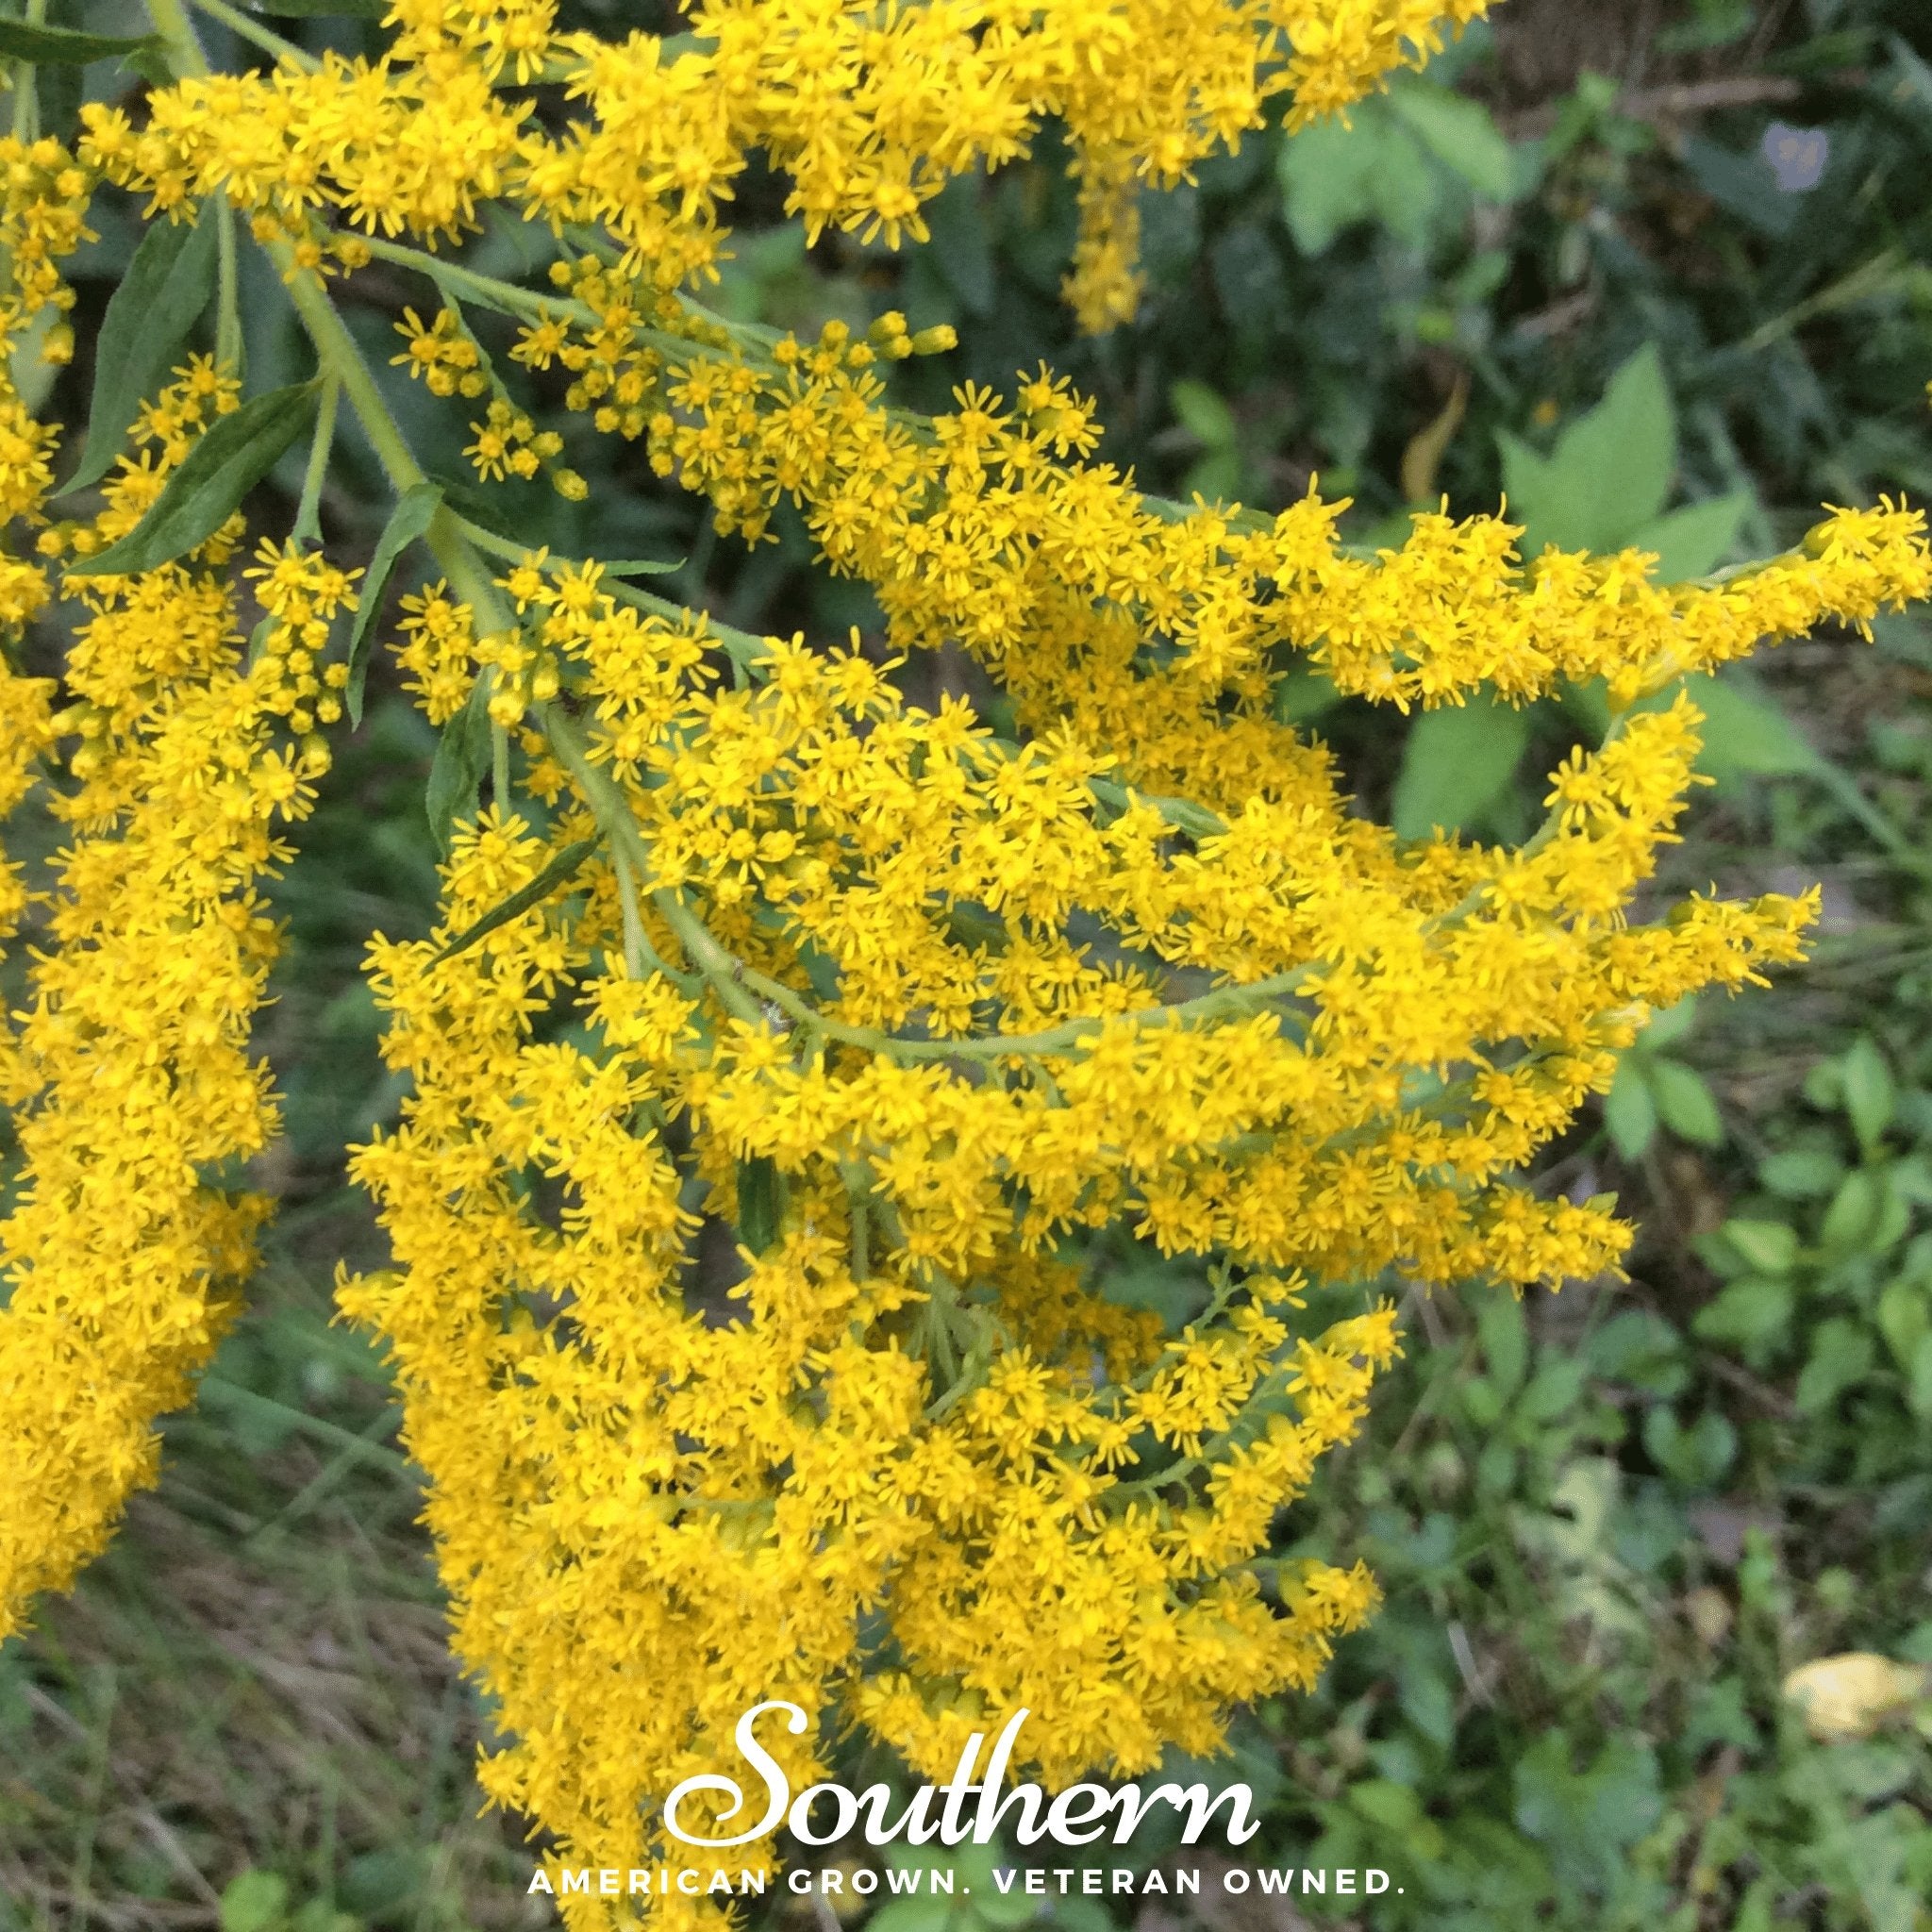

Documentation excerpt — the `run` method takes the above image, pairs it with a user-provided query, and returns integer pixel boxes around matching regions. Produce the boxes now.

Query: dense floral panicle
[341,542,1818,1912]
[342,808,1407,1917]
[82,0,1489,327]
[483,291,1931,770]
[0,343,344,1634]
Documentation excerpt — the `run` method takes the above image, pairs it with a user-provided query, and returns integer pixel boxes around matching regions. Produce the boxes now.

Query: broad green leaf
[1477,1291,1528,1399]
[425,679,492,856]
[64,207,221,495]
[1841,1036,1897,1154]
[737,1156,783,1255]
[1391,695,1530,840]
[1692,1276,1795,1358]
[1278,103,1437,254]
[1387,81,1517,199]
[0,18,163,63]
[1793,1317,1876,1415]
[1650,1058,1723,1147]
[1876,1278,1931,1374]
[1642,993,1699,1051]
[346,481,442,725]
[1170,377,1237,449]
[1723,1218,1799,1275]
[1498,429,1559,531]
[1278,111,1384,255]
[250,0,385,14]
[1511,344,1676,558]
[1644,1407,1737,1486]
[219,1871,290,1932]
[1820,1168,1884,1257]
[1365,122,1441,251]
[433,836,600,963]
[1758,1147,1843,1199]
[1631,490,1753,581]
[71,382,320,576]
[1681,674,1818,782]
[1605,1060,1657,1159]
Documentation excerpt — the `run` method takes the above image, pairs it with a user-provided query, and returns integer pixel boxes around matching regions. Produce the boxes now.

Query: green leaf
[425,679,492,857]
[1876,1279,1931,1374]
[1650,1058,1724,1147]
[219,1871,291,1932]
[1758,1147,1843,1199]
[1793,1317,1876,1415]
[0,18,164,63]
[346,482,442,726]
[1477,1292,1528,1399]
[1391,695,1530,840]
[1605,1058,1657,1159]
[1170,377,1237,449]
[1278,103,1438,254]
[71,382,320,576]
[1722,1218,1799,1275]
[1631,491,1753,581]
[1681,675,1819,783]
[433,836,600,963]
[1387,80,1518,199]
[737,1156,783,1255]
[1820,1167,1905,1258]
[1641,993,1698,1051]
[1842,1036,1897,1154]
[1692,1276,1795,1358]
[63,207,221,496]
[1506,344,1676,558]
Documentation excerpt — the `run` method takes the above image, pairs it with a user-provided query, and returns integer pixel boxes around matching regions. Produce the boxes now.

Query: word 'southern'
[663,1704,1261,1850]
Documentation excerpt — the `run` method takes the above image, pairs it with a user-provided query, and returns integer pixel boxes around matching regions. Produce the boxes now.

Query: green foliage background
[7,1,1932,1927]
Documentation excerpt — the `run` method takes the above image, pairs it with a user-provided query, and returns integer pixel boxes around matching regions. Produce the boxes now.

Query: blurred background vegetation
[7,0,1932,1926]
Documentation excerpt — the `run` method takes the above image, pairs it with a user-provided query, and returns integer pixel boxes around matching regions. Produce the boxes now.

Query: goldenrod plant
[0,0,1927,1922]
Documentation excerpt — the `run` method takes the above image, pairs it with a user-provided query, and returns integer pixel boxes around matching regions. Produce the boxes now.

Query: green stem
[491,722,511,818]
[291,373,339,546]
[145,0,206,72]
[215,204,242,377]
[541,707,764,1025]
[275,254,511,631]
[9,0,46,141]
[187,0,319,70]
[542,710,1320,1062]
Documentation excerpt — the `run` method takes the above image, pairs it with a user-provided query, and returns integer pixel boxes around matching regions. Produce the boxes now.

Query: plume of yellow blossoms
[0,143,349,1636]
[2,2,1930,1924]
[86,0,1491,329]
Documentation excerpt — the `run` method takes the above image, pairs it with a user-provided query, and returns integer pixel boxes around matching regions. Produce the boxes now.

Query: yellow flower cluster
[334,554,1834,1914]
[84,0,1490,330]
[343,794,1405,1887]
[5,5,1932,1924]
[0,324,344,1635]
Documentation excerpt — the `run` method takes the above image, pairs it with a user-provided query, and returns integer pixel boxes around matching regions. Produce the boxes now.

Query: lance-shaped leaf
[425,678,493,856]
[346,481,442,725]
[70,383,321,577]
[63,208,221,496]
[0,19,164,62]
[736,1157,785,1255]
[432,835,600,962]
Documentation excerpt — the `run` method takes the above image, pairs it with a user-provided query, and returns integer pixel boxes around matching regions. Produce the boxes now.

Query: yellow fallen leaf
[1781,1653,1931,1741]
